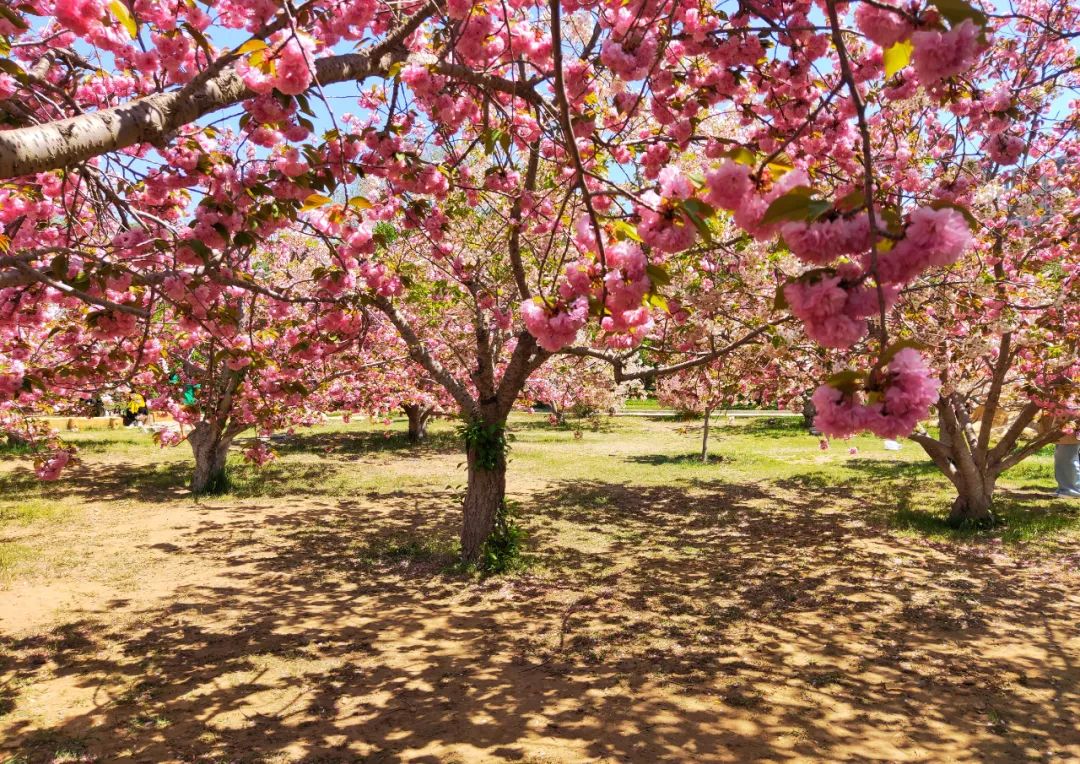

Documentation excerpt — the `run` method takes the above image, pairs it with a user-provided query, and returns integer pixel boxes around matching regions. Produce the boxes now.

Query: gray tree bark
[188,420,236,494]
[402,403,432,444]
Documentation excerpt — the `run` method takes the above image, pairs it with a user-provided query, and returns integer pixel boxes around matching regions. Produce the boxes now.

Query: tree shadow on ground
[507,417,620,434]
[842,456,943,480]
[716,417,808,437]
[260,429,462,460]
[0,461,194,504]
[623,452,732,466]
[3,477,1078,762]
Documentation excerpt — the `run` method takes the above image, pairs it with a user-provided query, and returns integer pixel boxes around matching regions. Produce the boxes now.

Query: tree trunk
[460,420,508,563]
[701,408,711,463]
[0,3,442,179]
[802,394,816,429]
[188,421,235,494]
[402,404,432,444]
[948,472,997,526]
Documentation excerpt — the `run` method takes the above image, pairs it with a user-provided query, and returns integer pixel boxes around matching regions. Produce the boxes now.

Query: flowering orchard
[0,0,1077,554]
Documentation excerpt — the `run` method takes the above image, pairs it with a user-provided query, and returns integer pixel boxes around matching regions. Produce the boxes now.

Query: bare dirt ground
[1,421,1079,763]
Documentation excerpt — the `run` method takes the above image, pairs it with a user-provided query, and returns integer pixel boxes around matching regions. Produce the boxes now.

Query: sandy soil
[1,449,1079,763]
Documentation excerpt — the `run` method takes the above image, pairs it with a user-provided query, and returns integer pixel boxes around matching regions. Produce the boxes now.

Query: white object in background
[883,439,902,451]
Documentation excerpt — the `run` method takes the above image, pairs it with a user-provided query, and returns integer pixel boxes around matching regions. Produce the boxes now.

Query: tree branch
[0,1,441,178]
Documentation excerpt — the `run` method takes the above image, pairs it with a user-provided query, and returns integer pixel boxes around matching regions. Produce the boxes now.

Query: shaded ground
[1,416,1078,763]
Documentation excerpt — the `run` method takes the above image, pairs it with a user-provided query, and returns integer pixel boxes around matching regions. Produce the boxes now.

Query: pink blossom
[855,2,912,49]
[784,276,873,348]
[781,214,871,265]
[703,160,751,210]
[636,192,698,253]
[54,0,104,36]
[156,429,183,447]
[244,441,277,465]
[0,360,25,398]
[812,349,940,439]
[600,35,658,81]
[877,206,971,284]
[35,450,72,481]
[657,166,693,200]
[521,296,589,351]
[273,35,316,95]
[911,20,980,85]
[984,133,1024,165]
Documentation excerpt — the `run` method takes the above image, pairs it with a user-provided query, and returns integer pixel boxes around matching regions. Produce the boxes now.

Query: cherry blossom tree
[525,355,638,424]
[1,0,1076,554]
[896,150,1080,523]
[147,276,373,493]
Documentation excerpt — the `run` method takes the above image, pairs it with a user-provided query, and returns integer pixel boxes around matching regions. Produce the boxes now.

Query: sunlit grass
[0,411,1075,563]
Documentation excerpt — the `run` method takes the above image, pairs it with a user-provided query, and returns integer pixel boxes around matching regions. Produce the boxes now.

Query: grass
[1,412,1075,557]
[622,397,663,410]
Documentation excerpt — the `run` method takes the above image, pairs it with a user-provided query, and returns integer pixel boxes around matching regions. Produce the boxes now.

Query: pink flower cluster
[876,206,972,284]
[34,449,72,481]
[781,213,871,266]
[239,32,316,96]
[912,20,980,85]
[636,192,698,253]
[984,132,1025,165]
[601,35,659,81]
[0,360,25,399]
[636,166,700,254]
[855,1,912,48]
[812,349,941,439]
[784,269,897,348]
[703,160,752,210]
[521,296,589,352]
[244,441,277,466]
[54,0,105,37]
[599,242,654,345]
[155,429,184,447]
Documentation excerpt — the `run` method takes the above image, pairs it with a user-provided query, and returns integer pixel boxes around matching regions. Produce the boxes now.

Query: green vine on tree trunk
[481,500,526,574]
[459,417,512,470]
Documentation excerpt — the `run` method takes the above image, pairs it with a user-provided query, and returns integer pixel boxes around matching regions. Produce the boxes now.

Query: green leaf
[761,190,830,225]
[610,220,642,243]
[232,231,255,248]
[183,239,212,263]
[300,193,331,211]
[294,91,314,117]
[235,39,267,56]
[826,370,865,395]
[387,61,404,78]
[49,254,69,280]
[774,282,789,311]
[766,156,795,177]
[928,0,987,27]
[645,263,673,288]
[348,196,372,210]
[723,146,756,166]
[682,198,715,219]
[680,198,716,244]
[883,40,913,78]
[0,58,26,83]
[108,0,138,39]
[835,189,866,212]
[928,200,980,231]
[880,339,927,365]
